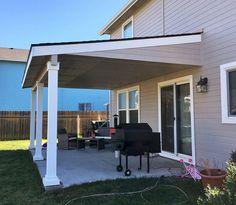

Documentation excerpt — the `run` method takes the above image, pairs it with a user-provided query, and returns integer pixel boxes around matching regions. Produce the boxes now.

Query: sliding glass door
[161,85,175,153]
[160,80,192,158]
[176,83,192,156]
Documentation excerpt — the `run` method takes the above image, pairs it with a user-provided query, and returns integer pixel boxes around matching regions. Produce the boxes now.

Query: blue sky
[0,0,129,111]
[0,0,128,49]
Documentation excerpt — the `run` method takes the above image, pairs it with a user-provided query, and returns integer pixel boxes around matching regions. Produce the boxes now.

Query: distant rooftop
[0,47,29,63]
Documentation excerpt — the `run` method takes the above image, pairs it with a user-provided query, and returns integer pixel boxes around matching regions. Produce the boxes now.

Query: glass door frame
[158,75,196,164]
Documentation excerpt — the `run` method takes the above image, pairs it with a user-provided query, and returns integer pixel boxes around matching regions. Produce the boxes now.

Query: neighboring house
[0,48,30,110]
[21,0,236,187]
[0,47,108,111]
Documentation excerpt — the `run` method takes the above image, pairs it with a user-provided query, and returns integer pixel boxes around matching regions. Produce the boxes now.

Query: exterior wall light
[196,77,208,93]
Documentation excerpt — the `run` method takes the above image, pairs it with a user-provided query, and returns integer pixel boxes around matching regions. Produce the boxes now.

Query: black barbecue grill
[111,123,161,176]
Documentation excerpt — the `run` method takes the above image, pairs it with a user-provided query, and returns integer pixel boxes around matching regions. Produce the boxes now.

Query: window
[122,17,133,38]
[220,62,236,123]
[229,71,236,116]
[118,86,139,124]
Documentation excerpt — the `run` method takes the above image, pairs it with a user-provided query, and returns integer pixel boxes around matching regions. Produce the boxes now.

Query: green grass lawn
[0,139,47,150]
[0,140,203,205]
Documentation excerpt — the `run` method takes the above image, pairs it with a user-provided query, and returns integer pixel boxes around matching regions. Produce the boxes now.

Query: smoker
[111,123,161,176]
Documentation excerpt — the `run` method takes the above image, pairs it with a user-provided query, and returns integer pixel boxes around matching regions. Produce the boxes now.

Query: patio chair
[57,128,78,150]
[91,120,110,136]
[77,138,86,150]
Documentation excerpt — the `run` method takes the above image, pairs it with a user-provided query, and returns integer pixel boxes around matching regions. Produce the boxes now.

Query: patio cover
[22,32,202,90]
[23,32,202,187]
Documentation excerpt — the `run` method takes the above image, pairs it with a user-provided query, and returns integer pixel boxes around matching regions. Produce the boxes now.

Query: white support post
[43,59,60,187]
[29,90,36,149]
[33,83,44,161]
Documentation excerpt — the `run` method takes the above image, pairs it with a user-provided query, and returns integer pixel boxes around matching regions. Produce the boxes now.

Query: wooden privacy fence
[0,111,107,141]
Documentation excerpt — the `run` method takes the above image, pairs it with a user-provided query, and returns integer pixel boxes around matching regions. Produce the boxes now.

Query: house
[0,47,108,111]
[22,0,236,187]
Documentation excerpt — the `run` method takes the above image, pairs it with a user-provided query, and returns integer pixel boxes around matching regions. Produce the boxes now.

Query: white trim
[32,66,47,91]
[220,61,236,124]
[22,51,33,88]
[157,75,196,165]
[33,35,201,56]
[99,0,139,35]
[22,34,202,88]
[159,152,191,164]
[189,76,196,164]
[122,16,134,38]
[117,85,140,123]
[173,84,177,156]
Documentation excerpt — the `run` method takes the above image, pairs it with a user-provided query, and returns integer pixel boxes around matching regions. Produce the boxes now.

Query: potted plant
[197,151,236,205]
[199,159,227,189]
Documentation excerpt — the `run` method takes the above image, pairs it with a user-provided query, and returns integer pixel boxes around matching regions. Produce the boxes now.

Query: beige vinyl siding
[109,0,236,166]
[111,27,122,39]
[164,0,236,165]
[134,0,163,37]
[111,67,199,132]
[109,91,117,127]
[110,0,163,38]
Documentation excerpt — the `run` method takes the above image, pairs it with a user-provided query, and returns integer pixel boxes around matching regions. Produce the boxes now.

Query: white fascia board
[99,0,139,35]
[33,34,202,57]
[21,49,34,88]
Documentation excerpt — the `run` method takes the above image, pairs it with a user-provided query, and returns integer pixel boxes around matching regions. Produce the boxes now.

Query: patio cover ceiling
[22,32,202,90]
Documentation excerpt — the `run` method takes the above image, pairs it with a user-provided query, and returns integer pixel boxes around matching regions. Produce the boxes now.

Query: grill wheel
[116,165,123,172]
[125,169,131,176]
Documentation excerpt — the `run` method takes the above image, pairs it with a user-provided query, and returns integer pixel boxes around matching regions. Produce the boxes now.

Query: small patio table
[77,136,111,150]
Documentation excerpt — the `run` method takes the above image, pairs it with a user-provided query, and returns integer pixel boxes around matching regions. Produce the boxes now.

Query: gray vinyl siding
[109,0,236,166]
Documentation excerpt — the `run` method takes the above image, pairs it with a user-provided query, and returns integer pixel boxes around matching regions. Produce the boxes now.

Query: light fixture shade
[196,77,208,93]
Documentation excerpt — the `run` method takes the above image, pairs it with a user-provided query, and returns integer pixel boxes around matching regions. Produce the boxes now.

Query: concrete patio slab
[32,148,184,188]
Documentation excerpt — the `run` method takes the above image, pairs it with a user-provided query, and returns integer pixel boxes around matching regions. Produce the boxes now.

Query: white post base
[43,175,60,187]
[33,155,44,161]
[28,145,35,150]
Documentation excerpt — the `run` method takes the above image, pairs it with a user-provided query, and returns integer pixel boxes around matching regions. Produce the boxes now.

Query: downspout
[162,0,165,35]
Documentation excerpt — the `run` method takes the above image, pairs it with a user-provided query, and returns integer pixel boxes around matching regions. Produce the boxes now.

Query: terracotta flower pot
[200,168,227,189]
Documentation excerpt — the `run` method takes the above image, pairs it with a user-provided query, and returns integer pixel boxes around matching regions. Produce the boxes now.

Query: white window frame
[122,16,134,38]
[117,85,140,123]
[220,62,236,124]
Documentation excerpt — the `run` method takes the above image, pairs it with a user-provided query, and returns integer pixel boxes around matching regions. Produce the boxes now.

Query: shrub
[230,151,236,164]
[197,186,225,205]
[224,162,236,203]
[197,162,236,205]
